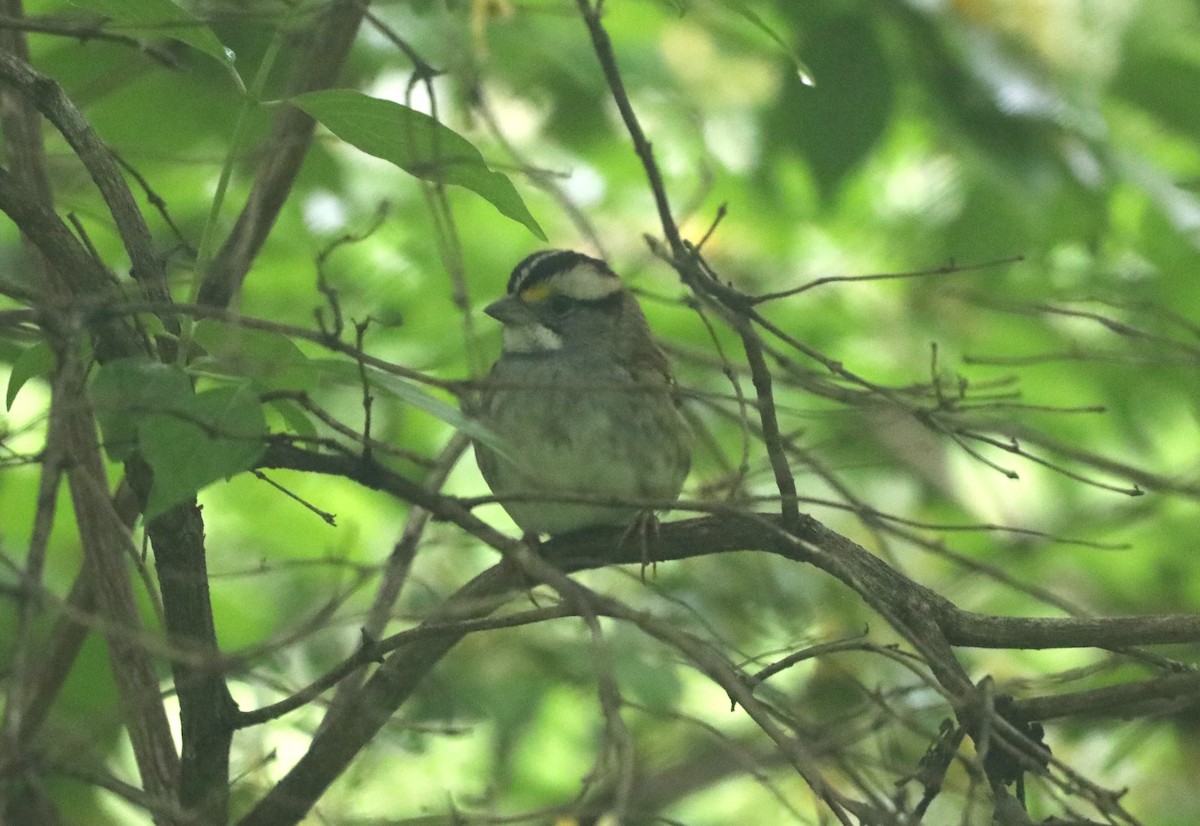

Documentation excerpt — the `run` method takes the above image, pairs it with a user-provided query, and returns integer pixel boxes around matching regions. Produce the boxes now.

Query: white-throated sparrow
[473,250,691,536]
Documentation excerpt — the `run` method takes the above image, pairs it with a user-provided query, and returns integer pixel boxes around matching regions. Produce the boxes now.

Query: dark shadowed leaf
[192,320,317,393]
[139,385,267,518]
[267,398,318,439]
[767,16,893,200]
[89,358,194,461]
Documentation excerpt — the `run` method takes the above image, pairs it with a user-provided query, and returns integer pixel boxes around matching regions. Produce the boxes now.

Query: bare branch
[199,0,368,308]
[0,50,172,309]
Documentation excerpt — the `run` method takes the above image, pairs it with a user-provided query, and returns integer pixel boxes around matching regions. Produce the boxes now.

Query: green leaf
[6,341,55,410]
[71,0,242,88]
[309,358,507,454]
[191,320,317,393]
[89,358,194,461]
[765,15,892,200]
[267,398,318,439]
[291,90,546,239]
[139,385,267,519]
[720,0,815,86]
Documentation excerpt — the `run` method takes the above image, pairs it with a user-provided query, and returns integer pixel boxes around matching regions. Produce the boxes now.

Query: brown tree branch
[0,1,53,216]
[0,51,236,817]
[0,49,171,309]
[0,13,183,67]
[0,8,67,815]
[129,456,240,823]
[573,0,681,254]
[234,605,574,730]
[1014,670,1200,722]
[571,2,812,538]
[55,339,180,821]
[237,563,522,826]
[319,432,471,727]
[731,313,801,529]
[0,167,141,359]
[238,442,1200,824]
[0,162,231,821]
[198,0,368,309]
[262,445,1200,653]
[9,565,96,744]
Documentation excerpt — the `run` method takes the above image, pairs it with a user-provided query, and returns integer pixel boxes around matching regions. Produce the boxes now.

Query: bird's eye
[546,294,573,314]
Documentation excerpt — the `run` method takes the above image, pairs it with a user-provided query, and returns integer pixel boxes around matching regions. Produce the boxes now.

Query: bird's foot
[620,510,660,581]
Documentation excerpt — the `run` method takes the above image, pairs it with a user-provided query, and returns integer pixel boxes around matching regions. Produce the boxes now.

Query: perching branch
[240,442,1200,824]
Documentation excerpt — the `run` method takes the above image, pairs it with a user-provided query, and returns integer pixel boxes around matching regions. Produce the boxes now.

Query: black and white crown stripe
[507,250,622,302]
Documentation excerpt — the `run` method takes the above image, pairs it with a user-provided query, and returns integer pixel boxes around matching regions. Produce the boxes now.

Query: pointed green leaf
[191,320,317,392]
[71,0,241,88]
[720,1,815,85]
[309,358,507,454]
[89,358,194,461]
[6,341,55,410]
[140,385,267,518]
[766,16,892,200]
[292,90,545,239]
[267,398,318,439]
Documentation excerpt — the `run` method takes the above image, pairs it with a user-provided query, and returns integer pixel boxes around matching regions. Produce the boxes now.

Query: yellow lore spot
[519,282,553,302]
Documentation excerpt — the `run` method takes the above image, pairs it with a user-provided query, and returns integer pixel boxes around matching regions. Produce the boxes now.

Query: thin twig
[0,13,183,66]
[574,0,682,253]
[750,255,1024,305]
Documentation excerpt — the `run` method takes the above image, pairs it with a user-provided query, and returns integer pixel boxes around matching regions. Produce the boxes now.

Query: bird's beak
[483,295,536,325]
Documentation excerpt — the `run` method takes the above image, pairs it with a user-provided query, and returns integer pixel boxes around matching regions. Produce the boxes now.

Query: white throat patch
[503,323,563,353]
